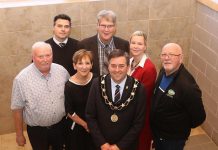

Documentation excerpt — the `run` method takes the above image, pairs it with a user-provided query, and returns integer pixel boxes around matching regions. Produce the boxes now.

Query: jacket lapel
[105,75,113,102]
[119,76,133,104]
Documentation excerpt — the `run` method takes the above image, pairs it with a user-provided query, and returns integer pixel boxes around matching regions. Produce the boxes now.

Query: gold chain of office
[100,75,139,111]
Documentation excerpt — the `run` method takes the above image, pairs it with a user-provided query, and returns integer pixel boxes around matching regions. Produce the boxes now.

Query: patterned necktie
[114,85,121,103]
[102,44,111,74]
[59,43,66,48]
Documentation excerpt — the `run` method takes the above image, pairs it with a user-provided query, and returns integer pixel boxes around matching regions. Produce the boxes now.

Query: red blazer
[130,55,157,150]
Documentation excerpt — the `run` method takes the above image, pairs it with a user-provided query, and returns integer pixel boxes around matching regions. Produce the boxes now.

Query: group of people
[11,9,206,150]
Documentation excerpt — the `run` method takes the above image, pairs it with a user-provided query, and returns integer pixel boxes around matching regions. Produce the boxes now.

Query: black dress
[64,74,96,150]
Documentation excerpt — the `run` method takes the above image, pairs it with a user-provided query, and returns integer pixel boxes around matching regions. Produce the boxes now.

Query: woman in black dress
[64,49,96,150]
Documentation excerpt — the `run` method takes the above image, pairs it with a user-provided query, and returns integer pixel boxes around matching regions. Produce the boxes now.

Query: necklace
[72,73,92,85]
[100,75,139,122]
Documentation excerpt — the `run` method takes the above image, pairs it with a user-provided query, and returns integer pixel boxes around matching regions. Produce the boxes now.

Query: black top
[46,37,79,76]
[64,74,96,120]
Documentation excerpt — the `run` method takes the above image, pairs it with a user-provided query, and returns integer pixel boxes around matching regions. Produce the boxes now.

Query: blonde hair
[130,31,147,45]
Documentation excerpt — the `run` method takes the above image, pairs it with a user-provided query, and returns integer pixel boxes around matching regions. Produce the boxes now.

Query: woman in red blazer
[128,31,157,150]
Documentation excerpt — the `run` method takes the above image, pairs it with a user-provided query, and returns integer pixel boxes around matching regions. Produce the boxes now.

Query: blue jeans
[153,136,186,150]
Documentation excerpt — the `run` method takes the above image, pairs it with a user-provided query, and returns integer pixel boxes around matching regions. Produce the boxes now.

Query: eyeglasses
[160,53,181,58]
[99,24,115,29]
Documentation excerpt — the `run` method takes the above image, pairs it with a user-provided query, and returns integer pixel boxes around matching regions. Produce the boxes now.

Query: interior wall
[188,2,218,145]
[0,0,195,134]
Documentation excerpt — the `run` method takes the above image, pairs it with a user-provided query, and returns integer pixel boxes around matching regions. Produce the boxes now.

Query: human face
[32,47,53,75]
[97,17,116,43]
[73,56,92,77]
[160,44,183,76]
[108,56,129,84]
[130,35,146,58]
[53,19,71,42]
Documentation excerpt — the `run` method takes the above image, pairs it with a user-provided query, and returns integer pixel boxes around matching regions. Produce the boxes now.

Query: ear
[90,62,93,69]
[73,63,77,70]
[180,54,184,63]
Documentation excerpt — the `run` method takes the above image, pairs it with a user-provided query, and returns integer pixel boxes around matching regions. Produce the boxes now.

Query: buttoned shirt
[111,77,127,102]
[11,63,70,126]
[53,36,68,47]
[97,34,116,75]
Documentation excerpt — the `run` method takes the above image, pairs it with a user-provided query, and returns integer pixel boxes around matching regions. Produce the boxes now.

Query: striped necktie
[102,44,111,74]
[59,43,66,48]
[114,85,121,103]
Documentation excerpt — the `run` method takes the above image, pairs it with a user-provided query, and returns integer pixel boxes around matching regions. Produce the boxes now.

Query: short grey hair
[97,10,116,24]
[31,41,52,56]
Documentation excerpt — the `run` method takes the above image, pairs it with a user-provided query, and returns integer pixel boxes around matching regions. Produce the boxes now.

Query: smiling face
[130,35,146,58]
[161,43,183,76]
[53,19,71,42]
[108,56,129,84]
[32,45,53,75]
[73,56,92,78]
[97,17,116,43]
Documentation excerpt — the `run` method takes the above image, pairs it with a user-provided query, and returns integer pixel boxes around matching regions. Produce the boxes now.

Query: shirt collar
[97,34,114,48]
[32,63,51,78]
[130,54,147,68]
[53,36,68,45]
[138,54,147,67]
[111,76,127,90]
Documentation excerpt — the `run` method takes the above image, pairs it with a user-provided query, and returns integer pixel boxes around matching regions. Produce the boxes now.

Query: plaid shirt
[97,34,115,75]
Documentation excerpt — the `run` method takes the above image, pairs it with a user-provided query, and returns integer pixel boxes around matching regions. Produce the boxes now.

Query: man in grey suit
[79,10,129,76]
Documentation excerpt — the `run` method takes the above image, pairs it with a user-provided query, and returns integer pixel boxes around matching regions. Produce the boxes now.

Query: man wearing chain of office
[86,49,146,150]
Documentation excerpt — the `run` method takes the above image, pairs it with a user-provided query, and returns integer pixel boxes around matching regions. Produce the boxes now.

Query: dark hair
[72,49,93,64]
[53,14,71,26]
[108,49,129,65]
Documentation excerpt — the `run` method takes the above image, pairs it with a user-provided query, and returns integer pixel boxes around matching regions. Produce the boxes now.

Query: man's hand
[101,143,111,150]
[16,134,26,146]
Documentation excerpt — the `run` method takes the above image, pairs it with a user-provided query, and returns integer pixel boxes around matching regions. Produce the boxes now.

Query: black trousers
[27,119,65,150]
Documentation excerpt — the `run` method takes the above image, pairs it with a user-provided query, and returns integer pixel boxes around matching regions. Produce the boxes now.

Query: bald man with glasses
[150,43,206,150]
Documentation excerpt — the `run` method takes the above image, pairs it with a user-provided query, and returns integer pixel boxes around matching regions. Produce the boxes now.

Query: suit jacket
[79,35,129,75]
[86,75,146,150]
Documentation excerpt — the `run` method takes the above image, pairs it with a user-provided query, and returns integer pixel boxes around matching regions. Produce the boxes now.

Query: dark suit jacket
[86,75,146,150]
[79,35,129,75]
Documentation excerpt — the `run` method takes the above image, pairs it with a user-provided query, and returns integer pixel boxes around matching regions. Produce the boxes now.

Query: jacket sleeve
[85,79,106,148]
[183,83,206,128]
[117,84,146,150]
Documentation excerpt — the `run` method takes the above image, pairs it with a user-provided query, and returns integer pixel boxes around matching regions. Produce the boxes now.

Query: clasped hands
[101,143,120,150]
